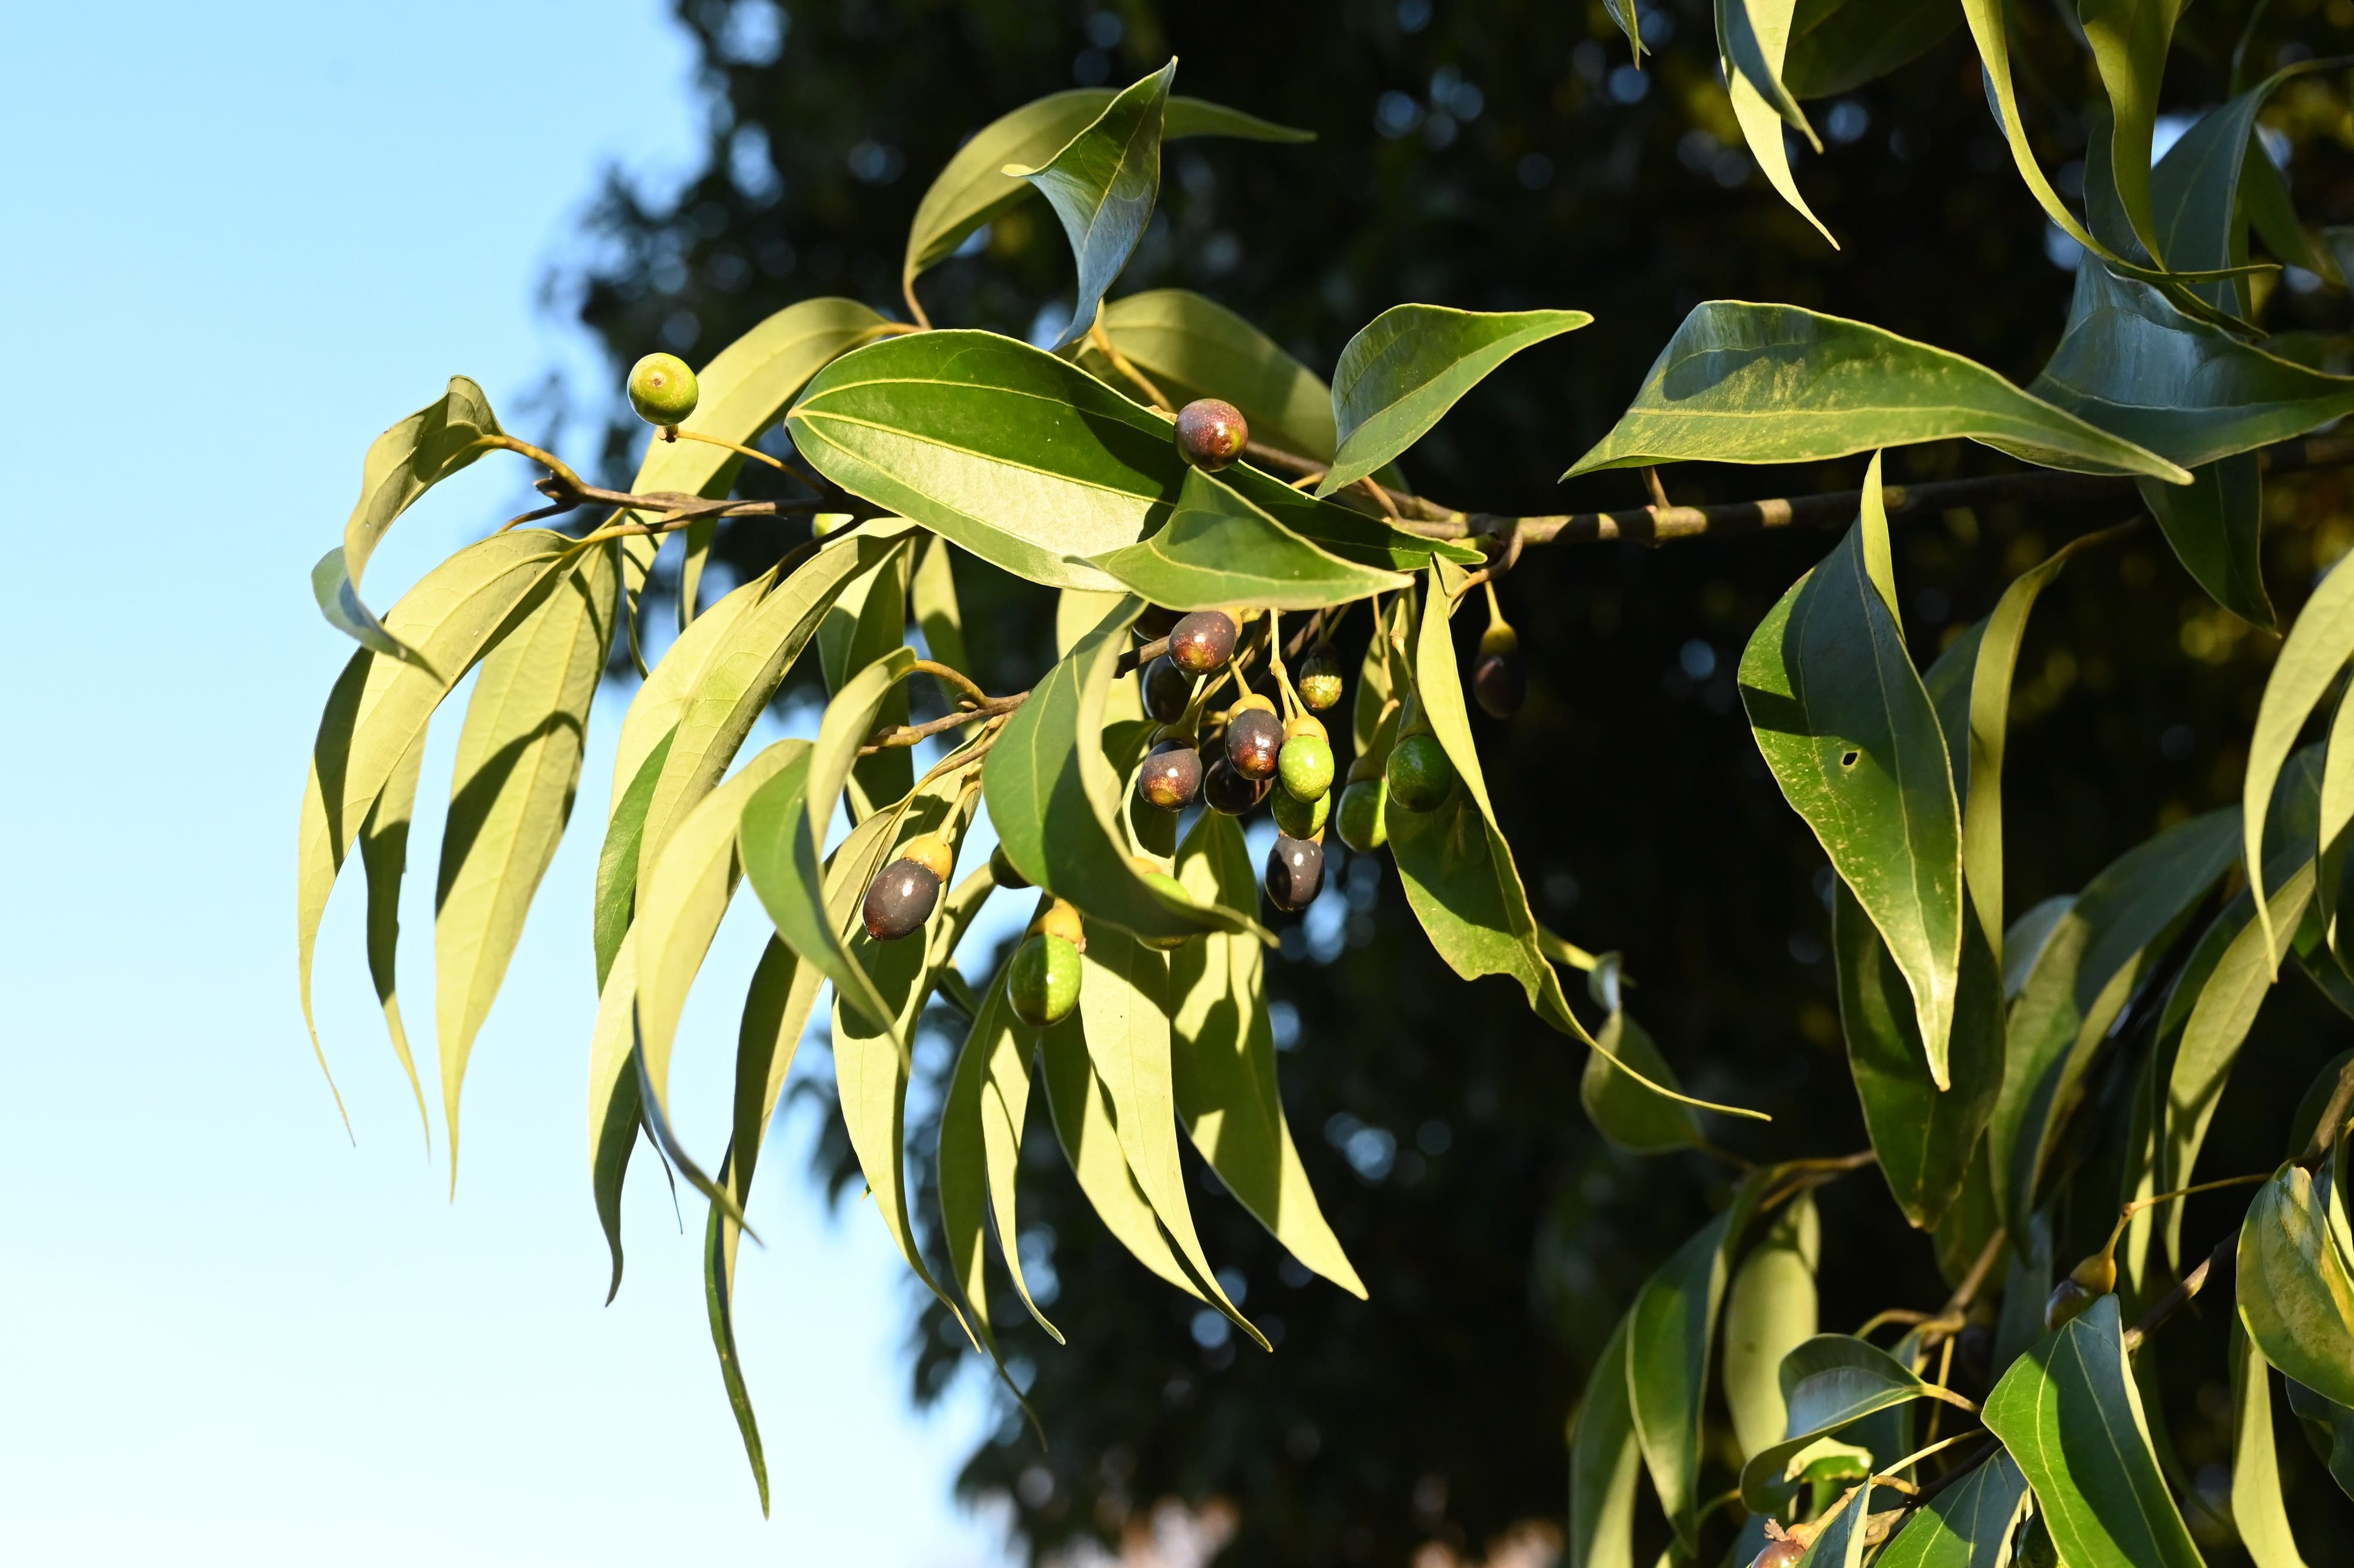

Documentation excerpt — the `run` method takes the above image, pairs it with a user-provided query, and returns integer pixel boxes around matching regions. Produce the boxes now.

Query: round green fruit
[1385,732,1457,812]
[628,352,699,427]
[1133,860,1194,950]
[1335,777,1387,852]
[1277,733,1334,801]
[1296,645,1345,711]
[1009,933,1082,1027]
[1272,784,1328,840]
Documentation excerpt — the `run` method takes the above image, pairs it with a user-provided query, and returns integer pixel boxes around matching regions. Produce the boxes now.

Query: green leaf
[434,542,616,1184]
[587,929,644,1300]
[612,569,772,813]
[2031,262,2354,471]
[1580,1007,1704,1155]
[297,530,577,1124]
[1990,810,2240,1239]
[701,1153,768,1515]
[941,957,1063,1341]
[1004,61,1174,350]
[2151,60,2342,315]
[1717,0,1835,247]
[595,730,672,991]
[1039,992,1197,1293]
[1834,880,2004,1229]
[1982,1294,2206,1568]
[816,523,914,820]
[1568,1314,1643,1568]
[910,533,973,694]
[2231,1321,2311,1568]
[1094,465,1411,610]
[1781,0,1957,98]
[1793,1481,1878,1568]
[2140,455,2270,629]
[2240,1158,2354,1409]
[2317,690,2354,962]
[2246,561,2354,963]
[2283,1378,2354,1501]
[1316,305,1590,496]
[357,735,426,1121]
[1078,288,1351,464]
[1599,0,1644,60]
[1565,302,2189,482]
[1169,809,1364,1296]
[983,594,1262,944]
[1738,1333,1958,1512]
[1873,1452,2031,1568]
[312,376,506,654]
[787,330,1462,594]
[901,90,1309,303]
[1740,469,1964,1085]
[1722,1194,1821,1461]
[2077,0,2186,264]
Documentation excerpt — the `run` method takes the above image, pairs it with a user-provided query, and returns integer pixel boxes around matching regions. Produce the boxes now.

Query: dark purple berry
[1202,755,1269,816]
[1136,740,1203,812]
[1141,655,1192,724]
[1473,652,1526,718]
[1174,398,1249,469]
[1264,834,1324,911]
[861,860,941,941]
[1168,610,1238,676]
[1226,707,1284,780]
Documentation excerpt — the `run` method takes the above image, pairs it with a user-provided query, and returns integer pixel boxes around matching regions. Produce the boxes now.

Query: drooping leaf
[1716,0,1835,246]
[1094,464,1410,610]
[702,1150,768,1515]
[2151,59,2343,315]
[1873,1451,2032,1568]
[1564,302,2188,482]
[2240,1158,2354,1410]
[612,569,772,809]
[1316,305,1590,496]
[1005,60,1174,349]
[312,377,506,654]
[1722,1193,1821,1462]
[1568,1313,1643,1568]
[2141,455,2270,629]
[2031,261,2354,471]
[595,730,673,990]
[357,735,426,1117]
[1038,994,1197,1293]
[1740,468,1964,1085]
[2076,0,2186,264]
[2283,1378,2354,1501]
[2231,1321,2311,1568]
[1599,0,1644,61]
[910,533,972,693]
[1580,1005,1704,1154]
[1169,809,1364,1296]
[434,542,617,1182]
[901,90,1309,304]
[1793,1481,1880,1568]
[1076,288,1353,465]
[587,929,643,1300]
[941,957,1063,1341]
[816,523,915,820]
[2245,560,2354,962]
[1738,1332,1963,1511]
[1781,0,1957,98]
[1981,1294,2206,1568]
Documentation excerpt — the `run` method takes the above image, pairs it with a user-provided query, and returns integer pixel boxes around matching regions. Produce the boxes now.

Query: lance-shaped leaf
[2319,691,2354,963]
[1723,1194,1820,1462]
[1005,60,1174,350]
[1316,305,1590,496]
[817,524,914,820]
[1600,0,1644,60]
[1170,809,1364,1296]
[1740,469,1964,1085]
[1093,465,1409,610]
[1039,1000,1197,1293]
[2032,263,2354,471]
[2077,0,2185,265]
[739,646,919,1041]
[2231,1321,2311,1568]
[2284,1378,2354,1501]
[788,330,1467,593]
[1739,1334,1968,1511]
[358,736,426,1117]
[312,377,506,654]
[1629,1170,1776,1549]
[902,90,1309,302]
[941,958,1062,1341]
[587,929,643,1300]
[639,525,914,889]
[2240,1159,2354,1409]
[1781,0,1957,98]
[910,534,972,692]
[985,596,1259,943]
[701,1150,767,1514]
[1794,1482,1878,1568]
[1873,1452,2031,1568]
[1990,809,2240,1236]
[1717,0,1834,247]
[1568,1314,1643,1568]
[2246,561,2354,963]
[297,530,576,1122]
[612,570,771,809]
[1580,1005,1704,1155]
[2149,59,2342,315]
[595,731,672,989]
[1076,289,1358,468]
[435,544,616,1182]
[2140,455,2269,629]
[1982,1294,2206,1568]
[1565,302,2188,482]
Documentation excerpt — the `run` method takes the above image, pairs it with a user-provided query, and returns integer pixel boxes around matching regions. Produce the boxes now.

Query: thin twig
[911,657,992,710]
[1089,322,1174,412]
[861,698,1024,754]
[2124,1232,2236,1354]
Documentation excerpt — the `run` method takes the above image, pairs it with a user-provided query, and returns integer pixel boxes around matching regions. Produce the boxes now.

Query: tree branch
[2124,1230,2236,1354]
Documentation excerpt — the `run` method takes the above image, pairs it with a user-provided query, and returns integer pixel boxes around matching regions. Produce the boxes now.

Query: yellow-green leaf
[2246,558,2354,964]
[2240,1158,2354,1409]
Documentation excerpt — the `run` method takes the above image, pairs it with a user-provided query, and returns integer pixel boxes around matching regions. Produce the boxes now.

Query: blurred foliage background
[557,1,2354,1562]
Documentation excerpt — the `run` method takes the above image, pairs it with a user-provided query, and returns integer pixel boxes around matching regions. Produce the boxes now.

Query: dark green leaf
[1095,465,1409,610]
[1077,288,1353,465]
[1568,1314,1642,1568]
[1781,0,1957,98]
[2239,1158,2354,1409]
[2140,455,2270,629]
[816,523,915,819]
[2283,1378,2354,1501]
[1873,1452,2031,1568]
[1738,1333,1958,1512]
[703,1147,768,1515]
[1565,302,2188,482]
[1006,61,1174,349]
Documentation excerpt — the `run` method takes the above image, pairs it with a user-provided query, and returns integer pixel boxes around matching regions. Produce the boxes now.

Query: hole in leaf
[1839,750,1860,768]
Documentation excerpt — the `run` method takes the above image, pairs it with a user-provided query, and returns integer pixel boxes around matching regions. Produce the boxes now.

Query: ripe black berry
[861,860,941,941]
[1226,707,1283,779]
[1141,655,1192,723]
[1202,755,1269,815]
[1168,610,1238,676]
[1136,740,1203,811]
[1174,398,1249,470]
[1263,834,1324,911]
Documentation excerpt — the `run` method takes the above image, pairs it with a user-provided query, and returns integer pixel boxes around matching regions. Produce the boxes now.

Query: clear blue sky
[0,4,1015,1561]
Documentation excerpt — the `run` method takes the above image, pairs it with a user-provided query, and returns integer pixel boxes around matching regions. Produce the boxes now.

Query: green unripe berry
[1385,732,1457,813]
[1278,733,1335,801]
[1272,784,1328,840]
[1336,777,1388,851]
[628,352,699,427]
[2043,1277,2098,1331]
[1132,858,1194,950]
[1009,933,1082,1027]
[1296,645,1345,711]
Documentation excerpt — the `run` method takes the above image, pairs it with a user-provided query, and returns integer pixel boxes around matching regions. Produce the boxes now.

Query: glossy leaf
[1580,1007,1704,1154]
[2151,59,2342,315]
[1740,471,1964,1085]
[1722,1193,1820,1461]
[1169,810,1364,1296]
[2240,1158,2354,1409]
[910,533,973,694]
[2232,1321,2310,1568]
[1793,1482,1876,1568]
[2246,560,2354,963]
[1078,288,1350,463]
[2284,1378,2354,1501]
[1006,61,1173,349]
[1717,0,1835,247]
[1981,1294,2206,1568]
[1781,0,1957,98]
[901,90,1309,301]
[1873,1451,2031,1568]
[1094,465,1409,610]
[1568,1314,1642,1568]
[2076,0,2184,264]
[941,958,1062,1341]
[1738,1332,1958,1511]
[1039,997,1197,1293]
[2319,688,2354,960]
[434,542,616,1182]
[312,376,505,654]
[1600,0,1644,60]
[2141,455,2269,629]
[357,736,426,1119]
[816,524,914,820]
[1317,305,1590,496]
[1565,302,2189,482]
